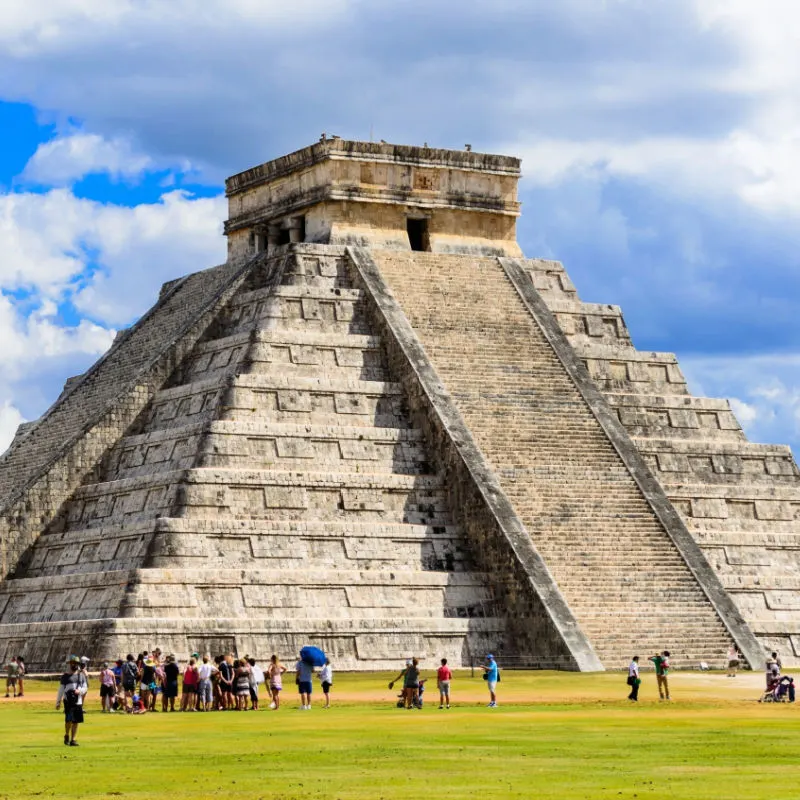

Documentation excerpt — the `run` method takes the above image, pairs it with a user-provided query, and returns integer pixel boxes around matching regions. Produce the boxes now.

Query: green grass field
[1,670,798,799]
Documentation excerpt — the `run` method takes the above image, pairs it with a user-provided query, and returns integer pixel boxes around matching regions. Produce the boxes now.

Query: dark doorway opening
[407,218,430,252]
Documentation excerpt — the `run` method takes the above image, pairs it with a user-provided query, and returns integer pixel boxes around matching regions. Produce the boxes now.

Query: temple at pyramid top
[223,137,523,261]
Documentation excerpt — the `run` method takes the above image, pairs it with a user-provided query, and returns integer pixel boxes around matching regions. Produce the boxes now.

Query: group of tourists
[626,651,671,702]
[54,649,334,746]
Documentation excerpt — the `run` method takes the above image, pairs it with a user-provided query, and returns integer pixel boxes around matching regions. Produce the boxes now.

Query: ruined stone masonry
[0,138,794,670]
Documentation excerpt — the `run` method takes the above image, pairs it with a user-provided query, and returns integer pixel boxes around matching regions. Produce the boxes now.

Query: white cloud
[0,401,25,454]
[22,132,156,185]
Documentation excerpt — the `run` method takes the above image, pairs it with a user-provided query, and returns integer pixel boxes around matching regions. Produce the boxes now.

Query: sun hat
[68,655,80,664]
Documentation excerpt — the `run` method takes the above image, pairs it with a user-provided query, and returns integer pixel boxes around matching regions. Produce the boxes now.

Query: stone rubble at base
[0,139,794,671]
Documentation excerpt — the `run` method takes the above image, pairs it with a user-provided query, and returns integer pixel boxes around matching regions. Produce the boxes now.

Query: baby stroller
[759,675,795,703]
[395,679,426,709]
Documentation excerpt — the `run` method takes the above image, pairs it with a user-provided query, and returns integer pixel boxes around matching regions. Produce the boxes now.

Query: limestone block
[724,546,771,566]
[277,390,312,412]
[755,500,795,521]
[341,489,385,511]
[668,409,699,429]
[275,438,313,459]
[657,453,691,472]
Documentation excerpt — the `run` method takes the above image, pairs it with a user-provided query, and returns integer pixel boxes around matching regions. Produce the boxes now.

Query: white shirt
[197,663,214,680]
[628,660,639,678]
[319,665,333,683]
[252,665,265,684]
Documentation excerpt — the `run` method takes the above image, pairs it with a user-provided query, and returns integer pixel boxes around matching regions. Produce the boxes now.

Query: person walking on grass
[100,662,117,713]
[480,654,499,707]
[319,658,333,708]
[268,655,286,709]
[627,656,641,701]
[56,656,88,747]
[437,658,452,709]
[649,651,671,701]
[295,654,314,710]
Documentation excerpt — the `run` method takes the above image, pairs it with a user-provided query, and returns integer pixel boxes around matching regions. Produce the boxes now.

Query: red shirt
[437,666,452,681]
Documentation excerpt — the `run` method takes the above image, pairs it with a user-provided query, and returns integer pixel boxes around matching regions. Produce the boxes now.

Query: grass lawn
[0,670,797,799]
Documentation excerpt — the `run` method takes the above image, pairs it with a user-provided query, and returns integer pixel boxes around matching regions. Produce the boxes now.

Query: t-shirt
[437,665,452,682]
[197,663,214,681]
[60,670,88,706]
[142,665,156,684]
[486,660,499,682]
[319,665,332,684]
[628,661,639,678]
[122,661,139,685]
[112,665,123,684]
[295,661,314,683]
[6,662,18,678]
[251,665,264,685]
[650,656,668,676]
[164,662,179,682]
[219,662,233,685]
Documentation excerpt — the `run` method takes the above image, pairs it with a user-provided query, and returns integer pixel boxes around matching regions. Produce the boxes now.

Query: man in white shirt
[627,656,640,702]
[197,654,217,712]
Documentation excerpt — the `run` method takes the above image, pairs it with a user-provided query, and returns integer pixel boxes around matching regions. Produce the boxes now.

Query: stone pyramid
[0,138,795,671]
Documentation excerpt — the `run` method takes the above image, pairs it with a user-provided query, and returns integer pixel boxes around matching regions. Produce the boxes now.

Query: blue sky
[0,0,798,457]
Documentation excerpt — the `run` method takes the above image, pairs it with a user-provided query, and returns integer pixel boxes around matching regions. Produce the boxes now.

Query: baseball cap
[486,654,494,660]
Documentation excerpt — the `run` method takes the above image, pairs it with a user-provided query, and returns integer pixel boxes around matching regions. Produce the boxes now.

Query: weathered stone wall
[0,258,254,579]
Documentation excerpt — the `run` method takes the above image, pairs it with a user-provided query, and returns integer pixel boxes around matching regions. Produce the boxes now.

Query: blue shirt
[486,660,499,681]
[296,661,314,683]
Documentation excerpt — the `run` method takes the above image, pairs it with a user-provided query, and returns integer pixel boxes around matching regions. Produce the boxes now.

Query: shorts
[404,683,419,690]
[64,704,84,724]
[728,660,740,668]
[164,681,179,699]
[100,684,115,698]
[439,680,451,694]
[6,677,16,687]
[182,684,197,694]
[487,680,497,693]
[270,683,282,693]
[197,680,212,704]
[321,681,332,693]
[298,681,312,695]
[123,682,135,693]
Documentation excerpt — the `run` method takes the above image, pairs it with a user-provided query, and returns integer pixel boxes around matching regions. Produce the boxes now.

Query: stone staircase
[0,246,504,669]
[370,251,736,667]
[523,256,800,663]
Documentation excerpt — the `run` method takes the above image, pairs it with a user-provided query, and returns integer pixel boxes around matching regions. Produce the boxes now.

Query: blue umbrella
[300,645,327,667]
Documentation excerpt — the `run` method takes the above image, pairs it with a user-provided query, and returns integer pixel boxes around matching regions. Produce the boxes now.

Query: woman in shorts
[180,657,199,711]
[267,654,286,709]
[99,662,117,713]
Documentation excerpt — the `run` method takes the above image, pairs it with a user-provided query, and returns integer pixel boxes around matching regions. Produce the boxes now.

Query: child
[319,658,333,708]
[437,658,452,709]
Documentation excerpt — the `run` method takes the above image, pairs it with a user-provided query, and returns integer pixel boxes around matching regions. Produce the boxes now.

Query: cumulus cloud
[22,132,156,185]
[0,401,25,454]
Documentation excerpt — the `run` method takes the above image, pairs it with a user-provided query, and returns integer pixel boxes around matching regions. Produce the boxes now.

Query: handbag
[626,675,636,686]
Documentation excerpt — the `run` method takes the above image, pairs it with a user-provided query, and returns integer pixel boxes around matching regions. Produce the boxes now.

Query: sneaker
[269,702,277,710]
[69,741,79,747]
[439,705,444,709]
[487,701,496,708]
[446,704,450,709]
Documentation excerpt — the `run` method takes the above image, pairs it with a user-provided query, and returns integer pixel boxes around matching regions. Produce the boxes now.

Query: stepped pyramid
[0,138,795,671]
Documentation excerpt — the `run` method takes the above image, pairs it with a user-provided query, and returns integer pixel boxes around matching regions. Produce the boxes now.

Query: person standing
[268,655,286,709]
[55,656,88,746]
[295,654,315,710]
[649,651,671,701]
[480,654,499,707]
[219,654,234,710]
[121,654,139,711]
[140,657,156,711]
[181,657,199,711]
[248,658,263,711]
[197,655,216,712]
[726,645,740,678]
[5,658,19,698]
[15,657,25,698]
[627,656,641,701]
[99,662,117,713]
[319,659,333,709]
[163,655,179,712]
[437,658,452,709]
[234,659,252,710]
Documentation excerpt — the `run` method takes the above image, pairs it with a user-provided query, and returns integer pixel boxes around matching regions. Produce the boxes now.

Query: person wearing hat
[56,656,88,746]
[140,657,157,711]
[479,654,499,707]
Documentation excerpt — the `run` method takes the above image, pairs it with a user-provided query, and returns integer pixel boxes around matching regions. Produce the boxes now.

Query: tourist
[268,654,286,709]
[99,662,117,713]
[727,645,740,678]
[181,657,199,711]
[15,656,25,697]
[627,656,641,701]
[479,654,499,707]
[234,658,252,710]
[248,657,263,711]
[649,651,671,701]
[55,656,88,746]
[112,658,123,690]
[319,658,333,708]
[219,653,234,709]
[5,657,18,698]
[140,656,157,711]
[295,653,315,710]
[388,659,415,708]
[437,658,452,709]
[212,655,224,709]
[163,654,179,712]
[197,654,216,712]
[121,653,139,709]
[766,652,782,688]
